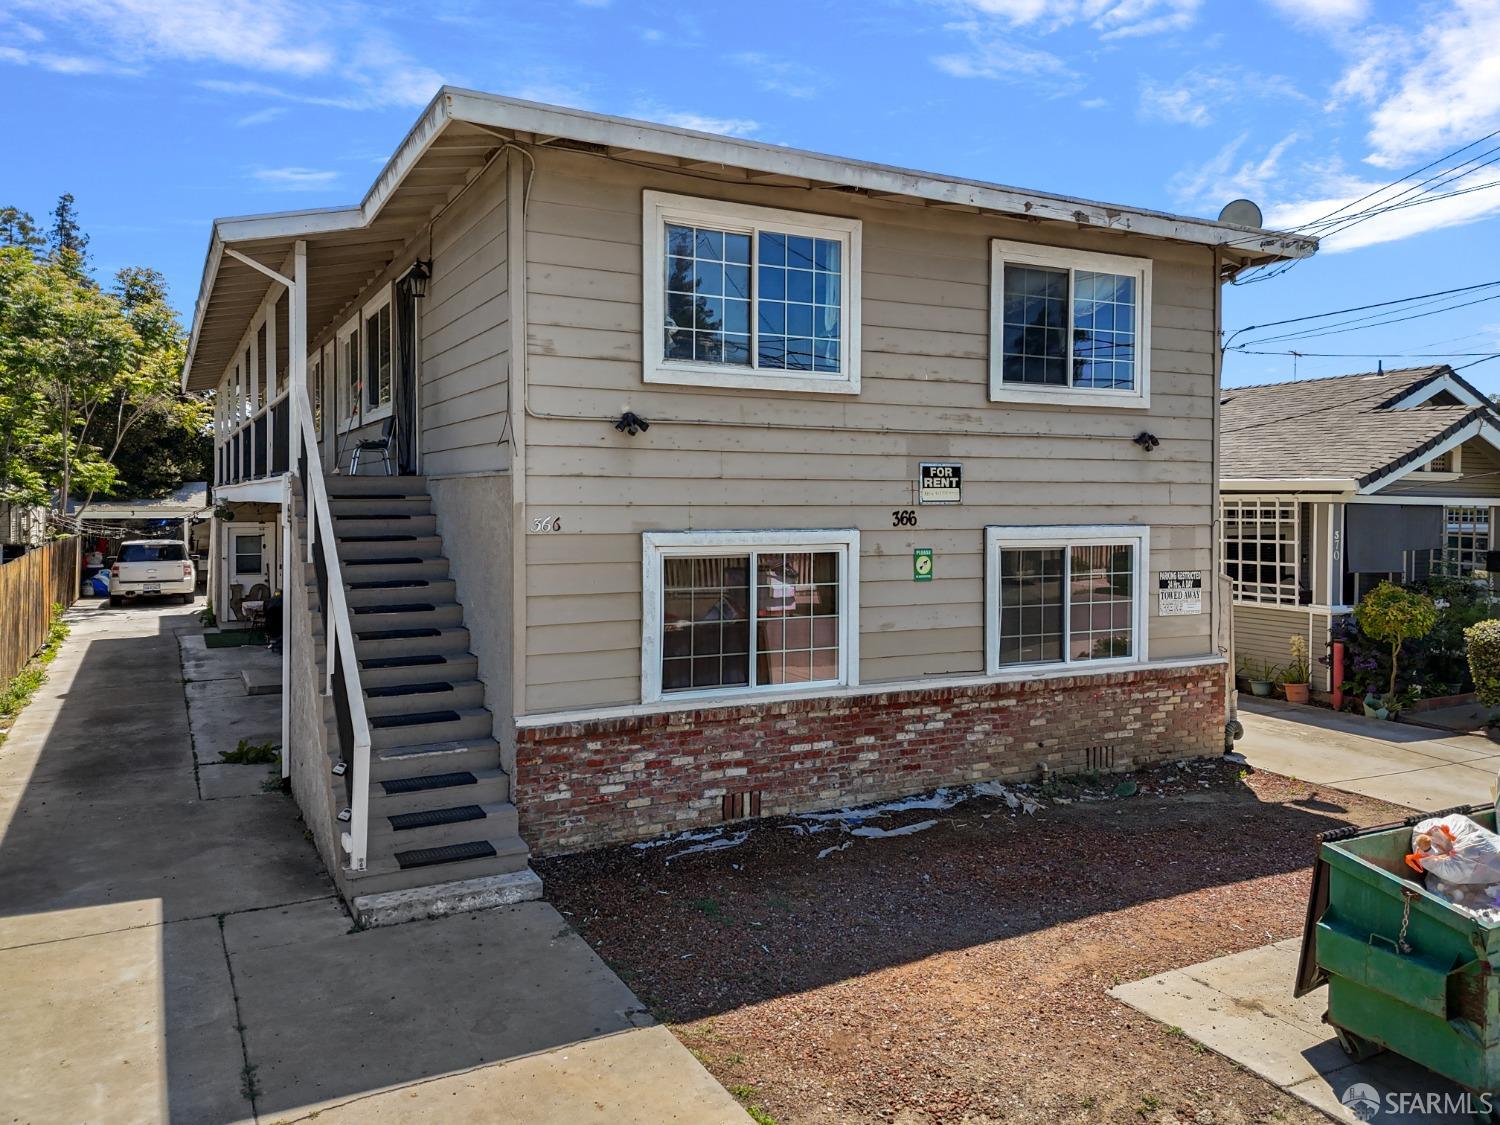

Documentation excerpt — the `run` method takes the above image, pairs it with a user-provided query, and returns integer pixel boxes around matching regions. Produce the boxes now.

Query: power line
[1223,280,1500,347]
[1235,290,1500,348]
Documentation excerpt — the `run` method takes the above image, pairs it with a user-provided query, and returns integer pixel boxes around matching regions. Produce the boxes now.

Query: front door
[225,523,270,622]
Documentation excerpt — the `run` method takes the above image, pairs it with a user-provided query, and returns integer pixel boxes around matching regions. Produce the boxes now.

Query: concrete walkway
[0,599,743,1125]
[1239,697,1500,810]
[1113,941,1480,1124]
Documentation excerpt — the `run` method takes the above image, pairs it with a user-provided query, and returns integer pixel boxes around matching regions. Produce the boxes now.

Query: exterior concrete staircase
[316,473,539,923]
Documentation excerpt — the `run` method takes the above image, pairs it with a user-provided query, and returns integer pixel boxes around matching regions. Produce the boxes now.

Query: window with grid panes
[1222,498,1299,604]
[986,528,1144,672]
[642,531,858,702]
[644,192,861,394]
[1428,506,1491,577]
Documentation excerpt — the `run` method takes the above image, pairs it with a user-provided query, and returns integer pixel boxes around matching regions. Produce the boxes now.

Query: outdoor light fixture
[1133,431,1160,452]
[615,411,650,436]
[402,259,432,299]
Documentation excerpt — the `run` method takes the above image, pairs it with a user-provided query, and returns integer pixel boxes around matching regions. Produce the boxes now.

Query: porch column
[282,240,305,781]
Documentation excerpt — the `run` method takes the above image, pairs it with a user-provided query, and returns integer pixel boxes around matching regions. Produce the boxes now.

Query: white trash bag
[1406,814,1500,917]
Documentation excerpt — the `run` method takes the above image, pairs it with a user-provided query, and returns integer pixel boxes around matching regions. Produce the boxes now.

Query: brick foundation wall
[514,661,1226,855]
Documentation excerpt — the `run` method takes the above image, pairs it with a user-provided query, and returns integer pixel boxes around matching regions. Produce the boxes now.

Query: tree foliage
[1354,581,1439,700]
[0,198,209,513]
[1465,619,1500,710]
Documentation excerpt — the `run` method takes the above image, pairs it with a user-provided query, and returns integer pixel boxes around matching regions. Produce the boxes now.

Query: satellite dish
[1218,198,1264,228]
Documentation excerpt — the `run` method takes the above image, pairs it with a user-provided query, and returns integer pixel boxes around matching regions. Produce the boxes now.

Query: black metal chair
[349,417,396,476]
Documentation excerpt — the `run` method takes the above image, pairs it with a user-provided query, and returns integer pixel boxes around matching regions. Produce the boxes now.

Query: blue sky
[4,0,1499,391]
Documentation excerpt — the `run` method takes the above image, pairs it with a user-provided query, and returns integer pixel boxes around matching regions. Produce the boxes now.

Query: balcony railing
[216,391,290,487]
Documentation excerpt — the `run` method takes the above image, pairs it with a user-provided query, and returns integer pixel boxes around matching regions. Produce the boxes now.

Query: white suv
[109,540,197,606]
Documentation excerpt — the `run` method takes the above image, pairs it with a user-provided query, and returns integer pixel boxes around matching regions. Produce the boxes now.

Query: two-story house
[183,89,1315,922]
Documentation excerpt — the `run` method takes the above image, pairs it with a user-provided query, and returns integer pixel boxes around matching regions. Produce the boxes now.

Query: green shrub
[1354,581,1439,701]
[1466,619,1500,709]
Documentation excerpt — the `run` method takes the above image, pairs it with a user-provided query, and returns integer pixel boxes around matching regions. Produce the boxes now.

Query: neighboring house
[182,88,1314,920]
[1220,365,1500,692]
[1,502,47,561]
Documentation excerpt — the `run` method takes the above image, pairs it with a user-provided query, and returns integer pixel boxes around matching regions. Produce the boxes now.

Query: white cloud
[1139,65,1308,127]
[1,0,445,110]
[234,106,286,128]
[0,43,135,74]
[932,21,1076,86]
[1359,0,1500,168]
[650,111,760,138]
[732,52,823,99]
[1261,0,1368,29]
[252,166,339,191]
[936,0,1201,38]
[1171,132,1302,209]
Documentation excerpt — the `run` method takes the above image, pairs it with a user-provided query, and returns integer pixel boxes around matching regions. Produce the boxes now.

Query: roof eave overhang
[1358,415,1500,494]
[185,86,1318,388]
[1220,478,1358,494]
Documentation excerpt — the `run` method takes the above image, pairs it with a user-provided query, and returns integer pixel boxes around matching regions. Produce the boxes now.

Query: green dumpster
[1298,803,1500,1095]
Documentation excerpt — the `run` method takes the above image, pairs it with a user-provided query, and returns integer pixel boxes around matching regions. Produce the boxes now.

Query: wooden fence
[0,537,80,683]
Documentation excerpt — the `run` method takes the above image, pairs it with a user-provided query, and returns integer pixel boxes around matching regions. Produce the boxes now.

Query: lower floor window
[1430,505,1490,578]
[643,531,858,701]
[986,526,1147,673]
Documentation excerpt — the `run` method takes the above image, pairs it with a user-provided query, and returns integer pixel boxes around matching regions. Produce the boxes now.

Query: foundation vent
[1085,744,1117,772]
[722,791,762,821]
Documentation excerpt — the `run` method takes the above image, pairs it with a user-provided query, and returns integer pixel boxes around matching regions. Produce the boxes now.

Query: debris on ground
[538,758,1411,1125]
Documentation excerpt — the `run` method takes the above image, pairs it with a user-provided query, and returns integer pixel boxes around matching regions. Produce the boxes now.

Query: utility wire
[1234,291,1500,348]
[1223,280,1500,348]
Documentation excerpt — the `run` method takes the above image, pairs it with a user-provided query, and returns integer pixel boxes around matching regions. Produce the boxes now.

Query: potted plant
[1281,635,1311,704]
[1239,657,1279,698]
[1355,581,1438,720]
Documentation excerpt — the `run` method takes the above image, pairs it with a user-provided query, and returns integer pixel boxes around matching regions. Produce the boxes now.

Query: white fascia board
[1358,417,1500,494]
[1387,372,1486,410]
[442,88,1315,260]
[212,477,288,505]
[1220,478,1356,494]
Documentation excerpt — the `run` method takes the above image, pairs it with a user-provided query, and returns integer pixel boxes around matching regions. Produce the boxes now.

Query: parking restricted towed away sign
[1158,570,1203,616]
[918,463,962,504]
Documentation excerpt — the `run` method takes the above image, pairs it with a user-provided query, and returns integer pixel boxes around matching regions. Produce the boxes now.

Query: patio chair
[244,582,271,640]
[349,416,395,476]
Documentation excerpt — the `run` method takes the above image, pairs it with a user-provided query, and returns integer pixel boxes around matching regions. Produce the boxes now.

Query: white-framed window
[1222,498,1300,605]
[336,317,361,433]
[1416,447,1462,477]
[1429,505,1491,578]
[988,240,1152,409]
[363,289,393,419]
[642,191,862,396]
[641,529,860,703]
[233,532,264,576]
[984,525,1148,675]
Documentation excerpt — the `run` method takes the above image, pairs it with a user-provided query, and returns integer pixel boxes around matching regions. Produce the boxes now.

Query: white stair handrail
[295,408,374,872]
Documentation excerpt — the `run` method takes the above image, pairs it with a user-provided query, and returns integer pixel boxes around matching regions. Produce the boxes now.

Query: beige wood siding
[1382,437,1500,498]
[1232,603,1331,691]
[419,160,511,478]
[519,148,1222,714]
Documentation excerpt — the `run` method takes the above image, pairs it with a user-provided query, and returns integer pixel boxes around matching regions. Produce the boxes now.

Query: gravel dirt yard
[536,759,1416,1125]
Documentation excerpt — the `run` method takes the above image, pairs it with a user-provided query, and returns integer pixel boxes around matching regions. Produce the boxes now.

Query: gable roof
[1219,366,1500,488]
[184,87,1318,390]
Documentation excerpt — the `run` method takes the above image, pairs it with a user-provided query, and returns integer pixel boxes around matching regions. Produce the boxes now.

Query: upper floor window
[364,298,392,416]
[643,191,861,395]
[989,240,1152,409]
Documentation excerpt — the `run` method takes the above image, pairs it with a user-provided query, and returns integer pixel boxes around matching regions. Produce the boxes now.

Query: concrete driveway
[0,599,743,1125]
[1238,697,1500,810]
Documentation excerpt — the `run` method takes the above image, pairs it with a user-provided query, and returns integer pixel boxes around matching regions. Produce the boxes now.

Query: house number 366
[530,515,563,533]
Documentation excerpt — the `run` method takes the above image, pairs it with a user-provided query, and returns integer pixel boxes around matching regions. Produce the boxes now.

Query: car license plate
[144,583,161,592]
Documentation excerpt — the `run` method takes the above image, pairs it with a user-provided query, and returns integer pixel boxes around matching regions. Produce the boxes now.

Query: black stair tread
[367,681,456,698]
[369,708,462,729]
[356,627,442,641]
[340,534,420,542]
[343,556,425,566]
[336,512,417,519]
[388,804,487,831]
[381,770,477,795]
[395,840,496,869]
[348,579,430,590]
[361,653,449,669]
[351,602,438,615]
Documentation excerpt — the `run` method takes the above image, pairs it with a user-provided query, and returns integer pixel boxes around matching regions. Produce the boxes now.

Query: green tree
[0,207,44,256]
[1354,581,1440,700]
[0,247,195,513]
[48,193,88,260]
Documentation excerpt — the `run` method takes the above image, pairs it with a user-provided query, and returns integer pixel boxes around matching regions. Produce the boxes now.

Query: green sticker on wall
[913,547,934,581]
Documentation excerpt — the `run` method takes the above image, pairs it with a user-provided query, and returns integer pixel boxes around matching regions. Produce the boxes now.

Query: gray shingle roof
[1219,366,1494,485]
